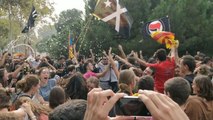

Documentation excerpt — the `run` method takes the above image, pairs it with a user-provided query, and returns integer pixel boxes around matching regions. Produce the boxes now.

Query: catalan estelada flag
[93,0,133,38]
[68,33,74,59]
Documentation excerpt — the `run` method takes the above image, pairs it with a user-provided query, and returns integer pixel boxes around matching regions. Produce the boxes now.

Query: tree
[151,0,213,56]
[37,9,84,58]
[81,0,213,57]
[0,0,54,50]
[81,0,160,57]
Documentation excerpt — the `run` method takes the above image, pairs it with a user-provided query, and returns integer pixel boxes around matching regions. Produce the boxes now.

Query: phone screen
[115,96,151,116]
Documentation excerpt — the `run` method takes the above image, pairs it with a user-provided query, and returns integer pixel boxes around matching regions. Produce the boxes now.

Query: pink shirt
[83,71,97,79]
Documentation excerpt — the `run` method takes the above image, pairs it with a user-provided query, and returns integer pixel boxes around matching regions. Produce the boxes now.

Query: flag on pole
[68,33,75,59]
[142,17,170,39]
[93,0,133,38]
[22,5,38,33]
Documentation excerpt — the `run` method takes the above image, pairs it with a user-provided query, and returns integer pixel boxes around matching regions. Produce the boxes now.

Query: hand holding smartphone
[115,96,151,116]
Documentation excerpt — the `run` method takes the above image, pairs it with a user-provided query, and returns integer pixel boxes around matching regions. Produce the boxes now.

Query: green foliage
[81,0,213,57]
[38,0,213,57]
[151,0,213,56]
[0,0,54,50]
[81,0,161,57]
[37,9,84,58]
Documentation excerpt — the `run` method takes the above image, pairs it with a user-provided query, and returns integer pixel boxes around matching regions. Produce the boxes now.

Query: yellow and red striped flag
[68,33,74,59]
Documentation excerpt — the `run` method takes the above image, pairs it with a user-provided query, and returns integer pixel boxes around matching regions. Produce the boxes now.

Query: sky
[34,0,85,37]
[51,0,85,15]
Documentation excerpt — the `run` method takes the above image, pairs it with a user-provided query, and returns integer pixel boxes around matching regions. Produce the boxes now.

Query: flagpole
[22,4,37,57]
[27,30,30,56]
[68,30,70,59]
[24,32,29,57]
[74,15,93,45]
[8,3,13,44]
[166,15,171,32]
[78,15,93,52]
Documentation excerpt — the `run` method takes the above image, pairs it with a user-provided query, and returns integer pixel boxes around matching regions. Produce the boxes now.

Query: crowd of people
[0,43,212,120]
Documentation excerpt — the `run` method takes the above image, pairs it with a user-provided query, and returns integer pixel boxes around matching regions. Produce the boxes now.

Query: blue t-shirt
[39,79,56,101]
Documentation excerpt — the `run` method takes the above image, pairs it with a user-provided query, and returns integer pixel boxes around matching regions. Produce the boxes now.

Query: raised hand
[84,88,124,120]
[138,90,189,120]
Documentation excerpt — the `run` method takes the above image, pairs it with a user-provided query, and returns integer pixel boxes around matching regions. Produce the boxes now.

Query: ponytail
[118,83,131,95]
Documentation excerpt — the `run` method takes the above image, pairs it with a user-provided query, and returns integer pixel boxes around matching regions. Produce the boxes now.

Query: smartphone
[115,96,151,116]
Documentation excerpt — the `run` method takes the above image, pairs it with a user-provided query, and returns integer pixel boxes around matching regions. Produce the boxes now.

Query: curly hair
[65,73,88,100]
[49,100,87,120]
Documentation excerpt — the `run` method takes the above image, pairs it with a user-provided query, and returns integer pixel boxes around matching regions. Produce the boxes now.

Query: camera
[115,96,151,116]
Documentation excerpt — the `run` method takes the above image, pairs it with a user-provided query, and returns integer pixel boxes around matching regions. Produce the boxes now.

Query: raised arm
[103,48,120,79]
[72,44,79,64]
[95,64,110,78]
[118,45,127,60]
[94,52,109,78]
[84,88,124,120]
[139,50,144,60]
[89,49,95,63]
[171,40,179,65]
[115,55,133,67]
[138,90,189,120]
[0,52,8,67]
[9,62,27,78]
[133,52,148,67]
[127,50,134,58]
[43,58,56,72]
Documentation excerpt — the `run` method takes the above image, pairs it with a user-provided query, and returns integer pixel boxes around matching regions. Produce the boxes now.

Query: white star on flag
[93,0,133,38]
[104,0,111,7]
[102,0,127,32]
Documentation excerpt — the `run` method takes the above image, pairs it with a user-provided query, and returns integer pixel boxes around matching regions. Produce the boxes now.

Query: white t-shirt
[98,61,119,82]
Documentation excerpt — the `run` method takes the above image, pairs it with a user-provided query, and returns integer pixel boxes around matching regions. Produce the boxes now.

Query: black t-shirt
[184,74,195,94]
[184,74,195,85]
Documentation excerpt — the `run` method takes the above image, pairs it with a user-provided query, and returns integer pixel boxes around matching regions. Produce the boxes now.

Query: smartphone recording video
[115,96,151,116]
